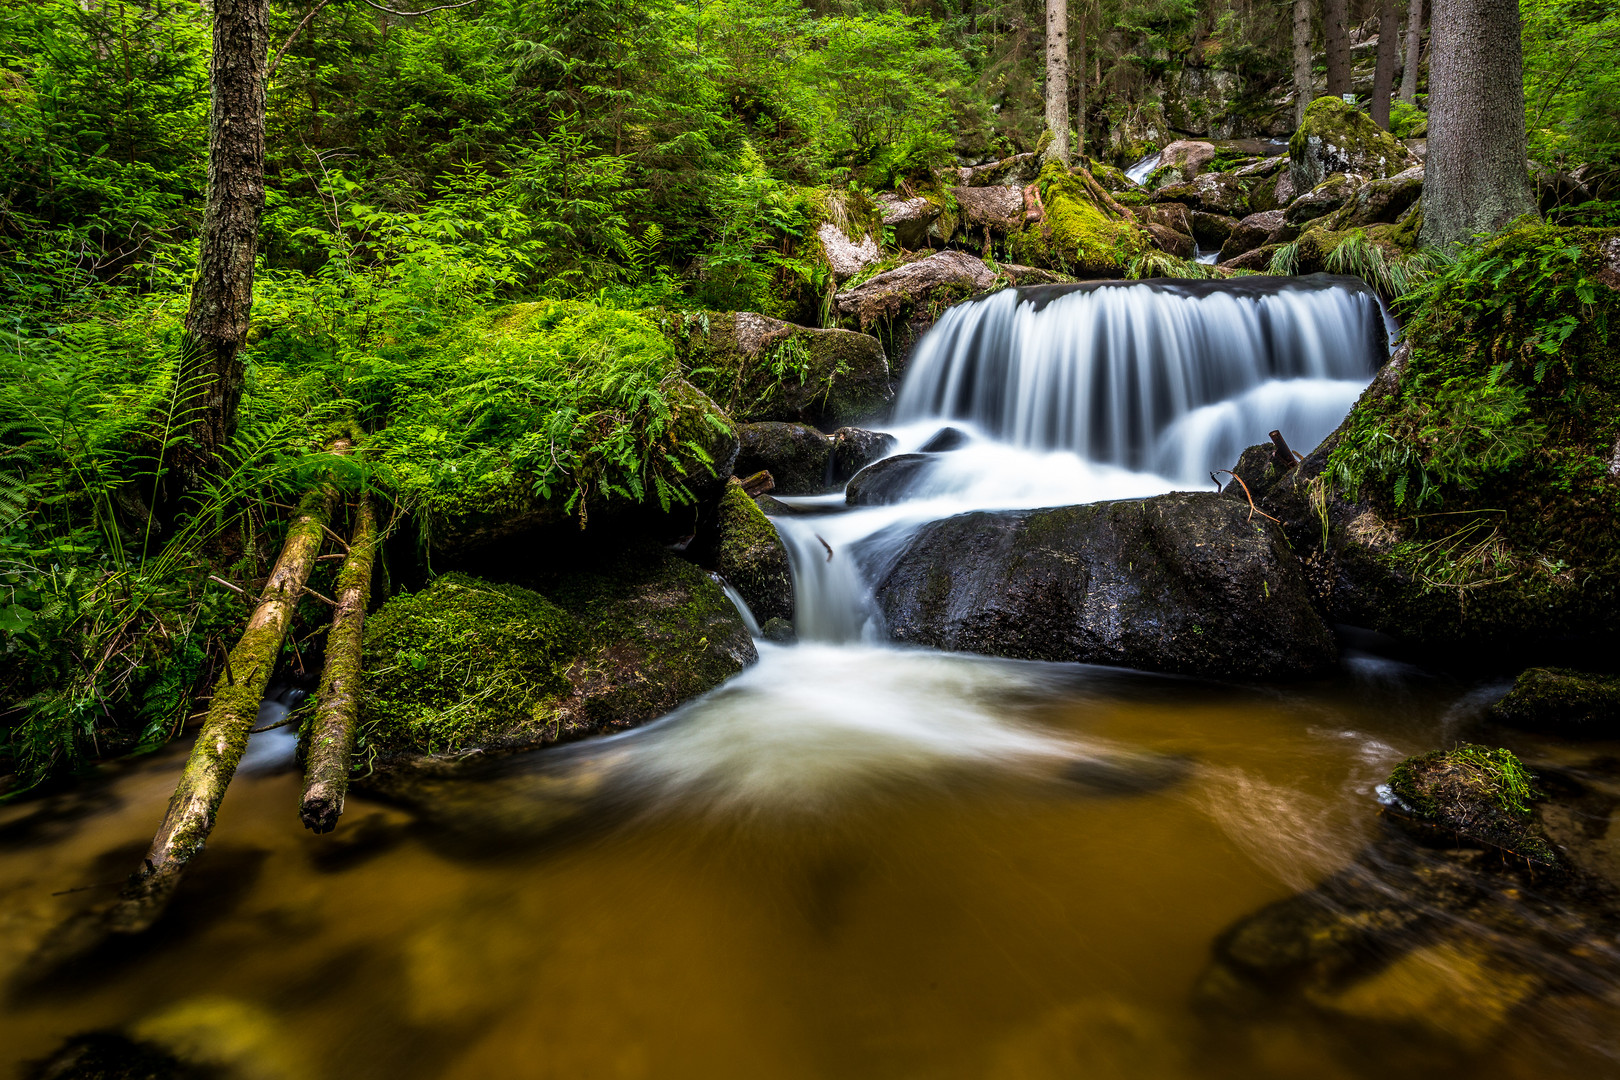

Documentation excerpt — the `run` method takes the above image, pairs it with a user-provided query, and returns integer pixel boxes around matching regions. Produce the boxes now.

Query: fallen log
[299,495,378,834]
[739,470,775,498]
[105,448,345,934]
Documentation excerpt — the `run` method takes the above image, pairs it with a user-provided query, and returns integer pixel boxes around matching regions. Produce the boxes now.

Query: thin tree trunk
[1073,2,1086,160]
[299,496,378,834]
[1420,0,1538,245]
[1399,0,1423,103]
[175,0,269,492]
[1371,0,1400,127]
[108,471,341,933]
[1293,0,1316,126]
[1323,0,1351,98]
[1043,0,1070,165]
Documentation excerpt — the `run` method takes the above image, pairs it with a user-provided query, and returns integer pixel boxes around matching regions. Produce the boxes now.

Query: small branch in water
[817,535,834,561]
[1213,470,1281,524]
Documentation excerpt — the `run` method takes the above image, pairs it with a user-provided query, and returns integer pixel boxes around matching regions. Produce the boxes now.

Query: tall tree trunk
[1420,0,1538,245]
[1399,0,1424,103]
[1293,0,1316,126]
[1371,0,1400,127]
[1323,0,1351,98]
[1043,0,1070,165]
[175,0,269,492]
[1073,2,1086,159]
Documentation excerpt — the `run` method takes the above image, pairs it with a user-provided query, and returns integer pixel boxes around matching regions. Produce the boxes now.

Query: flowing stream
[2,276,1618,1079]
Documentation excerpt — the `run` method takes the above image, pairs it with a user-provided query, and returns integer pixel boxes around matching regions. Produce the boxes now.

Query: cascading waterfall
[773,275,1391,643]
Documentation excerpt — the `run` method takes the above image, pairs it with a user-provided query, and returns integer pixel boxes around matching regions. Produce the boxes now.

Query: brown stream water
[2,642,1617,1079]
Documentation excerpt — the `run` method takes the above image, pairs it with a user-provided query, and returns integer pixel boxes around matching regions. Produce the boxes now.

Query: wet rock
[735,421,834,495]
[712,478,794,624]
[1189,211,1240,250]
[357,549,755,764]
[834,251,998,372]
[1156,139,1217,180]
[1140,201,1193,237]
[24,1032,203,1080]
[671,310,891,429]
[954,185,1027,235]
[1152,171,1251,218]
[829,427,897,484]
[919,426,971,452]
[873,193,940,250]
[872,491,1337,679]
[845,453,934,506]
[1221,442,1293,503]
[1284,173,1362,225]
[1289,95,1419,197]
[1491,667,1620,737]
[761,617,797,644]
[1219,243,1280,272]
[1219,210,1286,261]
[1385,745,1560,866]
[1145,224,1196,259]
[815,222,880,282]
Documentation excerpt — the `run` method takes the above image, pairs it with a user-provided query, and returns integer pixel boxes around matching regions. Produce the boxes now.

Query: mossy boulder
[1247,170,1294,213]
[1284,173,1361,225]
[1218,210,1285,261]
[871,491,1337,679]
[1385,745,1559,866]
[1304,166,1425,232]
[1289,96,1419,199]
[1151,171,1251,218]
[1491,667,1620,736]
[1007,161,1150,278]
[358,553,755,762]
[712,478,793,624]
[667,310,892,430]
[1156,139,1217,179]
[1189,211,1240,250]
[1089,161,1132,191]
[734,421,834,495]
[953,184,1027,236]
[873,192,941,250]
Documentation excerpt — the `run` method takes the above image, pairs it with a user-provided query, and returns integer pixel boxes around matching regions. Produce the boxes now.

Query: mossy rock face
[734,421,834,495]
[1386,745,1559,866]
[1151,171,1251,218]
[666,310,891,430]
[358,553,755,761]
[871,491,1337,679]
[1289,96,1418,199]
[1089,161,1132,192]
[1284,173,1361,225]
[1492,668,1620,736]
[1007,161,1150,278]
[712,479,794,624]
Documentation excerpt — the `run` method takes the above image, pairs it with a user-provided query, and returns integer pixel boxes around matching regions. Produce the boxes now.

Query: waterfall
[772,274,1391,643]
[1125,152,1162,185]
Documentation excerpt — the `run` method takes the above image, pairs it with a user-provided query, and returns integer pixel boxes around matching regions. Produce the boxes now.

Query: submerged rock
[1491,667,1620,737]
[357,549,755,764]
[712,478,794,624]
[734,421,834,495]
[871,491,1336,679]
[670,310,891,429]
[1385,745,1560,866]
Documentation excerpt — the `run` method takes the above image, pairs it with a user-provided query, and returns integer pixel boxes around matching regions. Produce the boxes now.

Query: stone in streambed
[829,427,897,484]
[712,478,794,624]
[1385,744,1559,866]
[1491,667,1620,737]
[870,491,1336,679]
[734,422,834,495]
[845,454,936,506]
[1218,210,1285,261]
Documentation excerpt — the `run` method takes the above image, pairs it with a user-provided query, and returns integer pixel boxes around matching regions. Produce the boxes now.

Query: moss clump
[359,574,582,756]
[1009,161,1148,276]
[1491,667,1620,735]
[712,479,793,624]
[1386,745,1559,865]
[1290,96,1416,192]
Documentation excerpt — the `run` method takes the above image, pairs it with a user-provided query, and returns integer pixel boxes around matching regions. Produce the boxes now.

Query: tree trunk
[1420,0,1538,246]
[1371,0,1400,127]
[299,496,378,834]
[1399,0,1424,104]
[1293,0,1315,126]
[1043,0,1070,165]
[1323,0,1351,98]
[108,474,339,933]
[175,0,269,491]
[1073,6,1086,159]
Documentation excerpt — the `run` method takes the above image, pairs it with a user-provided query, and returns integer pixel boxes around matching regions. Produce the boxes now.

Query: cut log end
[738,470,776,498]
[299,787,345,834]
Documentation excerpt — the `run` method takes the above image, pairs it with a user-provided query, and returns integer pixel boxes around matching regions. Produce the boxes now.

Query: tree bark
[1323,0,1351,98]
[299,496,378,834]
[175,0,269,491]
[1399,0,1424,104]
[1371,0,1400,127]
[1420,0,1539,246]
[1293,0,1316,126]
[109,470,340,933]
[1043,0,1070,165]
[1073,0,1087,159]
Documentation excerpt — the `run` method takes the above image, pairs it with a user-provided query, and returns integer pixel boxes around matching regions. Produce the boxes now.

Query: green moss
[358,573,583,756]
[1386,744,1558,865]
[1492,667,1620,734]
[1290,96,1413,182]
[713,479,793,623]
[1009,161,1149,275]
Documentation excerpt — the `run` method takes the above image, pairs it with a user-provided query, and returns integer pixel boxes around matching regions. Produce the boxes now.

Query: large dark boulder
[711,478,794,624]
[845,453,934,505]
[734,422,834,495]
[829,427,897,484]
[1190,211,1240,250]
[1152,172,1251,218]
[871,492,1336,679]
[1218,210,1286,261]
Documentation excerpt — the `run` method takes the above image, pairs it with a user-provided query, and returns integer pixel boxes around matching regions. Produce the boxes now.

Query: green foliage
[1522,0,1620,170]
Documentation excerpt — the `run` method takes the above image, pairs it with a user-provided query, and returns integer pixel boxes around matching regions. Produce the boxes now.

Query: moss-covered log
[299,496,378,834]
[107,473,340,933]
